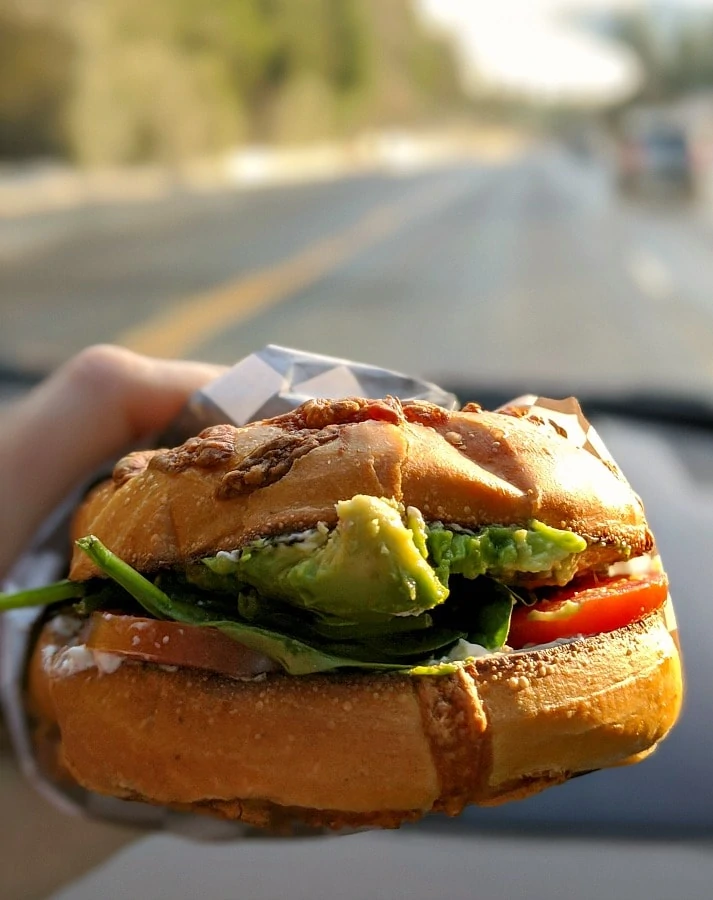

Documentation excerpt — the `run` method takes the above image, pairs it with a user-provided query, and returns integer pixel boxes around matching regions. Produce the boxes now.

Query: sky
[418,0,713,105]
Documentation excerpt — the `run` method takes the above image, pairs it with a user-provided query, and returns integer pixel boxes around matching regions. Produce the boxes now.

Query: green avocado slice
[205,496,449,623]
[426,520,587,587]
[202,495,587,624]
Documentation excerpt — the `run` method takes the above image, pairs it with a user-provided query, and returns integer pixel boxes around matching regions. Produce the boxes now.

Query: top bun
[69,397,652,581]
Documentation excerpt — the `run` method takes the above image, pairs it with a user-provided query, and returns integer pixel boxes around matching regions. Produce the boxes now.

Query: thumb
[0,345,227,577]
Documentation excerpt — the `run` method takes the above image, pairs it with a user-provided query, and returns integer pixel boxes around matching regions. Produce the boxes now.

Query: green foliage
[0,11,74,158]
[611,10,713,102]
[0,0,464,164]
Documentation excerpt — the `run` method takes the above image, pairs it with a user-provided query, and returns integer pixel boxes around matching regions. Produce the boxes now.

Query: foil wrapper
[0,344,611,836]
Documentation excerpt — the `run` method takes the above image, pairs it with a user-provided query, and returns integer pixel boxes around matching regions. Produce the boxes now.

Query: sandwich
[7,396,683,830]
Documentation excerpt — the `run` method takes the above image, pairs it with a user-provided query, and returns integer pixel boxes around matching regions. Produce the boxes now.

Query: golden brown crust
[33,606,682,830]
[68,397,651,581]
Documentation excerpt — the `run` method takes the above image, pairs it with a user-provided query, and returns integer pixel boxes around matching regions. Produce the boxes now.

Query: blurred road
[3,146,713,397]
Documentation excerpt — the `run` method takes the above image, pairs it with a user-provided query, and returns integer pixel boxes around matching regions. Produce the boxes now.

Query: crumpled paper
[0,345,615,836]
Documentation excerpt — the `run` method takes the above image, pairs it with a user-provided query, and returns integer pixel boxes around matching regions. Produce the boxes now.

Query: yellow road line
[116,180,452,358]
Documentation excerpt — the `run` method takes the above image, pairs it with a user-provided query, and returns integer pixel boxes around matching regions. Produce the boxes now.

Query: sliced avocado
[426,520,586,587]
[208,495,449,623]
[200,500,588,619]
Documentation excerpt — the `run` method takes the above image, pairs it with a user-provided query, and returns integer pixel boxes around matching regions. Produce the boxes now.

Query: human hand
[0,345,226,580]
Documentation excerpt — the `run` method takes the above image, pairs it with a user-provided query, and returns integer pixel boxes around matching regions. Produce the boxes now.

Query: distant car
[617,124,694,197]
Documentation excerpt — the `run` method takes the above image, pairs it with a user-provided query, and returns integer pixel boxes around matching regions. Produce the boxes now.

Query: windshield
[2,1,713,403]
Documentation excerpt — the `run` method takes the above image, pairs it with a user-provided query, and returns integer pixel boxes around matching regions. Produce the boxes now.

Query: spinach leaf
[0,579,85,612]
[75,535,175,620]
[466,581,515,650]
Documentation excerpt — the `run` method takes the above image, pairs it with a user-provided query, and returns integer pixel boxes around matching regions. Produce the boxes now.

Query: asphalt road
[3,146,713,400]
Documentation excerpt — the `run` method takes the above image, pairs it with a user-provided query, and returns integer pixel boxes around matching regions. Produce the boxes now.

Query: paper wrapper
[0,344,629,837]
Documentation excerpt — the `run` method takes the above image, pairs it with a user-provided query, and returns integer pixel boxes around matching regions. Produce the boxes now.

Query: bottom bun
[31,607,683,830]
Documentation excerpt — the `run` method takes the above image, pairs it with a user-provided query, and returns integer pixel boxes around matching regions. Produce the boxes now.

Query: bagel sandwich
[6,396,683,830]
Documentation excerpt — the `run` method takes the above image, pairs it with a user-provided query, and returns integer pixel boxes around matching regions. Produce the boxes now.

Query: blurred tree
[65,0,249,165]
[358,0,462,128]
[67,41,248,166]
[270,73,336,144]
[668,20,713,95]
[0,0,465,165]
[611,9,713,102]
[0,10,73,158]
[260,0,371,141]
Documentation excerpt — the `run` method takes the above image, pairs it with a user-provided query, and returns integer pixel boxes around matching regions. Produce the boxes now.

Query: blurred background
[2,0,713,401]
[4,4,713,899]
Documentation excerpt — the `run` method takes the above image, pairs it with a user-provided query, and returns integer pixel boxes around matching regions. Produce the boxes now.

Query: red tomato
[85,613,280,677]
[507,573,669,650]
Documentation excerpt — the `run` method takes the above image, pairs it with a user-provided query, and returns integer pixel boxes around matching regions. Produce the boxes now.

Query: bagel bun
[23,396,682,830]
[30,604,682,830]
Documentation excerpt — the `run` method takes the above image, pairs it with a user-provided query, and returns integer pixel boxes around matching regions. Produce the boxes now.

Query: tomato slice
[507,573,669,650]
[85,613,280,678]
